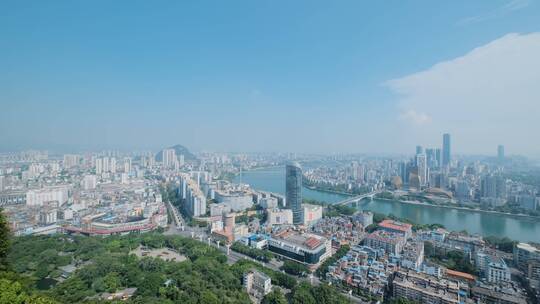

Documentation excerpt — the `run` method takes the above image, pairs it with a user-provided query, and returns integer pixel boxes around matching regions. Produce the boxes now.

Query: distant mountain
[155,144,198,162]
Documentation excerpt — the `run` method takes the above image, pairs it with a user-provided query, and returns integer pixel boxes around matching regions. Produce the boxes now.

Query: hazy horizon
[2,1,540,156]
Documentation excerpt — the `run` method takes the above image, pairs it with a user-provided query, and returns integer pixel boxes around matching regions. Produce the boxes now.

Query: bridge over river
[333,190,382,206]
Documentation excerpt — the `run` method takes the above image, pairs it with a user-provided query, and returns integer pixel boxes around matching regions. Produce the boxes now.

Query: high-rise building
[102,157,110,172]
[124,157,132,173]
[498,145,505,162]
[121,173,129,184]
[63,154,80,168]
[178,154,185,167]
[442,133,451,167]
[435,148,441,167]
[95,158,103,174]
[110,157,117,174]
[0,175,4,192]
[286,162,303,225]
[455,180,471,201]
[425,148,435,168]
[399,162,409,186]
[415,145,423,155]
[416,154,427,186]
[82,175,97,190]
[480,174,507,208]
[162,149,176,168]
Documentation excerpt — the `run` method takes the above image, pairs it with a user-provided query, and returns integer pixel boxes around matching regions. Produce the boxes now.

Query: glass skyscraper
[286,161,303,225]
[442,133,451,167]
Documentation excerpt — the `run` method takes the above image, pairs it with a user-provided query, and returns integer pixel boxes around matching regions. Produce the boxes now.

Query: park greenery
[290,282,350,304]
[303,178,371,196]
[424,242,476,275]
[262,289,288,304]
[5,233,255,303]
[375,191,394,200]
[280,260,309,277]
[365,212,444,233]
[231,241,274,263]
[483,236,518,253]
[302,198,356,217]
[0,209,57,303]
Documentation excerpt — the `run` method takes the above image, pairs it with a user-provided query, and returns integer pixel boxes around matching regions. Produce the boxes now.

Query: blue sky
[1,1,540,155]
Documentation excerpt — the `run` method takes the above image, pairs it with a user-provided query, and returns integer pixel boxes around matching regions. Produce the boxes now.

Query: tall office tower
[435,148,441,167]
[455,180,471,201]
[0,175,4,192]
[416,145,423,155]
[442,133,451,167]
[399,162,408,186]
[110,158,117,174]
[286,162,303,225]
[178,154,185,167]
[162,149,176,168]
[481,175,507,199]
[416,154,428,186]
[148,153,155,167]
[498,145,505,162]
[95,158,103,174]
[102,157,110,172]
[124,157,132,173]
[425,149,435,168]
[350,161,359,180]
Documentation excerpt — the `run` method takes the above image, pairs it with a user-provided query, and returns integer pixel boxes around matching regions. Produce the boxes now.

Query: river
[234,166,540,242]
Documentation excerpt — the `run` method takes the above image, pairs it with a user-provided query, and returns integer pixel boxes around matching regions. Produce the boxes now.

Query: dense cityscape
[1,132,540,303]
[2,1,540,304]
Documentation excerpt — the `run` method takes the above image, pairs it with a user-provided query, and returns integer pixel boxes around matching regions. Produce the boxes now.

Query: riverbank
[304,185,355,197]
[370,197,540,221]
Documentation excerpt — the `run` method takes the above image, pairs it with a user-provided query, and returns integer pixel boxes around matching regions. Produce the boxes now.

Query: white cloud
[457,0,531,25]
[399,110,432,126]
[386,33,540,155]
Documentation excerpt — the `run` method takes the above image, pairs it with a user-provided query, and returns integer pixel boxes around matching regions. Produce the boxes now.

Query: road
[164,201,369,303]
[334,190,382,206]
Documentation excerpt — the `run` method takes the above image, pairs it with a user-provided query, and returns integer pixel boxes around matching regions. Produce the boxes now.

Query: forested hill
[1,231,351,304]
[155,144,198,162]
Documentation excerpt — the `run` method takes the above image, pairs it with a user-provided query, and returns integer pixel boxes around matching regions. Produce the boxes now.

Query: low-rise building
[267,208,293,226]
[401,241,424,271]
[392,270,471,304]
[514,242,540,272]
[378,219,412,239]
[364,230,406,255]
[243,269,272,298]
[354,211,373,227]
[303,204,322,226]
[472,285,527,304]
[267,229,331,267]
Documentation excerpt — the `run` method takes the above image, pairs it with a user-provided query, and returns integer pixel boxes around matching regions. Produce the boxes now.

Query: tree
[291,283,316,304]
[261,289,287,304]
[104,272,122,292]
[388,297,418,304]
[0,278,27,304]
[280,260,309,277]
[0,209,10,270]
[0,278,57,304]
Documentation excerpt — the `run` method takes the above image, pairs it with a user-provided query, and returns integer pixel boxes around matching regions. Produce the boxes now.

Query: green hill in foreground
[1,232,350,304]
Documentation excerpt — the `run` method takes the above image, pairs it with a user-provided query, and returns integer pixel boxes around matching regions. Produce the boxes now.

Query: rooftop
[378,219,412,233]
[272,230,326,250]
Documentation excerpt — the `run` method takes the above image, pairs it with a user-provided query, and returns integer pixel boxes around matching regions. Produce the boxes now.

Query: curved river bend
[234,167,540,243]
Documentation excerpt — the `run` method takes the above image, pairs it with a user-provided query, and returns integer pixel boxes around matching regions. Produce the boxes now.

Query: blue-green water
[235,167,540,242]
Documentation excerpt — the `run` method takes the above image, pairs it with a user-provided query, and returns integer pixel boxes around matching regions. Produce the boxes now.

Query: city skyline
[2,2,540,304]
[1,1,540,156]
